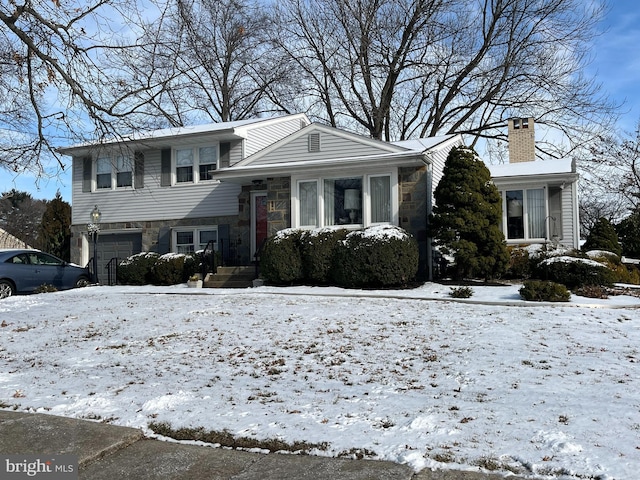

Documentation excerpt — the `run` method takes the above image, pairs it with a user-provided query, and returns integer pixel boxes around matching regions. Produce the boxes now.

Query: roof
[488,158,576,178]
[58,114,310,155]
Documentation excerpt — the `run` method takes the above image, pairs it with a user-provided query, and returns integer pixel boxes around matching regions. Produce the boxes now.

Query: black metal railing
[201,240,218,277]
[86,257,96,284]
[106,257,119,286]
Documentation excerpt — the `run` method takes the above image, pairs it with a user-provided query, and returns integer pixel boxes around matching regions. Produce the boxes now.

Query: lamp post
[88,205,101,283]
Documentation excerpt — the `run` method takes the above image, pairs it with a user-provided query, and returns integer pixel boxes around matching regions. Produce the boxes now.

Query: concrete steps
[203,266,257,288]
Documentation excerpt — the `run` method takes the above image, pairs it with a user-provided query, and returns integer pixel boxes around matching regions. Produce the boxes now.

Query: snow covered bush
[300,228,349,284]
[260,229,305,285]
[519,280,570,302]
[151,253,197,285]
[535,256,615,290]
[118,252,160,285]
[331,225,418,288]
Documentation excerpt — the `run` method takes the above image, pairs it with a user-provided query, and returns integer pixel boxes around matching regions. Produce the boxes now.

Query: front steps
[203,266,257,288]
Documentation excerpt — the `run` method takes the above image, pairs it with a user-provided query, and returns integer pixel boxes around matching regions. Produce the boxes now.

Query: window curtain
[527,189,545,238]
[299,181,318,226]
[370,176,391,223]
[324,180,335,226]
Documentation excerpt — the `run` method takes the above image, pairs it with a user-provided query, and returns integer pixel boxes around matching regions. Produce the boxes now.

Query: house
[60,114,579,282]
[0,228,30,249]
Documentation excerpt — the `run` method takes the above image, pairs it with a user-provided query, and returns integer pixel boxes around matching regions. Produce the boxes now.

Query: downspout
[421,152,434,281]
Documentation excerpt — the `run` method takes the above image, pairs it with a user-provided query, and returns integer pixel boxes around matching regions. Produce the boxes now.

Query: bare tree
[0,0,166,175]
[273,0,618,157]
[124,0,291,125]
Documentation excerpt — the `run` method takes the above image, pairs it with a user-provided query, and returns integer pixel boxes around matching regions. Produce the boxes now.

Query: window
[173,227,218,253]
[95,154,133,189]
[295,173,393,228]
[504,188,546,240]
[175,146,218,184]
[116,155,133,187]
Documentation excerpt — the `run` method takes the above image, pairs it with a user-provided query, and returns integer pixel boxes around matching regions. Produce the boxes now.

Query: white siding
[71,150,241,225]
[560,183,576,247]
[244,117,304,157]
[250,131,394,166]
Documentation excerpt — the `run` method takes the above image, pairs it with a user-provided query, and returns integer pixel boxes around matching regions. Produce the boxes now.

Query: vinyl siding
[249,130,395,166]
[71,149,241,225]
[560,183,576,246]
[244,117,304,157]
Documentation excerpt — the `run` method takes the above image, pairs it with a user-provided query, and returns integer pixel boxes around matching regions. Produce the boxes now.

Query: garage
[91,232,142,284]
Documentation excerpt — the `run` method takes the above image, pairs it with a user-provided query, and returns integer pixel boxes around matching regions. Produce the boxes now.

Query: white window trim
[94,153,134,191]
[172,144,219,185]
[291,169,398,229]
[172,226,219,254]
[501,185,549,243]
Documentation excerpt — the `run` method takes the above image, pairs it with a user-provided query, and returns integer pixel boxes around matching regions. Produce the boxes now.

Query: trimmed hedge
[535,256,616,290]
[520,280,570,302]
[331,226,418,288]
[118,252,160,285]
[118,252,199,286]
[260,229,305,285]
[259,226,419,288]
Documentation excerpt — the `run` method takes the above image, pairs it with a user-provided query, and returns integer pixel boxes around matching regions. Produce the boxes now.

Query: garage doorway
[93,232,142,283]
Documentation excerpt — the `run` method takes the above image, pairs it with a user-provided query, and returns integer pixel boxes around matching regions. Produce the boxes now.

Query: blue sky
[3,0,640,204]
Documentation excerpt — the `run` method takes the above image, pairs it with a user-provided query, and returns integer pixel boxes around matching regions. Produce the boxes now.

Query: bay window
[295,173,395,228]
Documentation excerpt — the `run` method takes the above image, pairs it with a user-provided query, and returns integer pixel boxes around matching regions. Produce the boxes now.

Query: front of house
[60,114,580,281]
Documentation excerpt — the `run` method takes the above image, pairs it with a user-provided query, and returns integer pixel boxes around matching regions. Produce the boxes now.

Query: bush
[449,286,474,298]
[519,280,570,302]
[260,229,304,285]
[574,285,609,299]
[505,246,532,279]
[331,225,418,288]
[583,217,622,257]
[300,228,349,284]
[118,252,160,285]
[535,256,616,290]
[150,253,193,285]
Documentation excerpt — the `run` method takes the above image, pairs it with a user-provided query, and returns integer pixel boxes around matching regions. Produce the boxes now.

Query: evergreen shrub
[583,217,622,256]
[519,280,570,302]
[535,256,616,290]
[260,229,305,284]
[150,253,191,285]
[331,225,418,288]
[505,246,532,279]
[118,252,160,285]
[300,228,349,284]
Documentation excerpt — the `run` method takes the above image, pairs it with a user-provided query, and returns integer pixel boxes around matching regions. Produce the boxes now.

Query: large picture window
[295,173,394,229]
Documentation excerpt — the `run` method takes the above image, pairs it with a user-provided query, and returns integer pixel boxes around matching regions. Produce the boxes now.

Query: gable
[236,124,405,167]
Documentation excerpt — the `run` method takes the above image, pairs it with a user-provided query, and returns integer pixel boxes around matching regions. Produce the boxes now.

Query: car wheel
[0,280,15,299]
[75,276,91,288]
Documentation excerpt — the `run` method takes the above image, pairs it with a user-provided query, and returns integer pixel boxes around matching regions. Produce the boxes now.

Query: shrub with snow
[260,229,305,285]
[519,280,570,302]
[118,252,160,285]
[535,256,616,290]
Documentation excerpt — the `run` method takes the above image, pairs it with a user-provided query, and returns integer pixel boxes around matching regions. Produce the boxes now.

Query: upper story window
[95,154,133,190]
[174,145,218,184]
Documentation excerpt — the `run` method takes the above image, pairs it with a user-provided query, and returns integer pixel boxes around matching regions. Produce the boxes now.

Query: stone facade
[266,177,291,236]
[398,165,430,277]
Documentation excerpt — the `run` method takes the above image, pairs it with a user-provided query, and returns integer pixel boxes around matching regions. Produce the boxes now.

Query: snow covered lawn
[1,284,639,479]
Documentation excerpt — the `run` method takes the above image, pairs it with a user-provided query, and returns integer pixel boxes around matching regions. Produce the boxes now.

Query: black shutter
[134,151,144,189]
[220,142,230,168]
[82,157,92,193]
[157,227,171,254]
[161,149,171,186]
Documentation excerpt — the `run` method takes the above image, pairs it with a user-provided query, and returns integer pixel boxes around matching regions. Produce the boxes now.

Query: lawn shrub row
[118,252,199,285]
[260,225,419,288]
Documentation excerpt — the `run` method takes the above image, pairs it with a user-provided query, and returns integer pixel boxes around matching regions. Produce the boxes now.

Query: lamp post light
[88,205,101,283]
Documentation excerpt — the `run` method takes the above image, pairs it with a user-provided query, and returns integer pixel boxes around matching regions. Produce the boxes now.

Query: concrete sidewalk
[0,410,524,479]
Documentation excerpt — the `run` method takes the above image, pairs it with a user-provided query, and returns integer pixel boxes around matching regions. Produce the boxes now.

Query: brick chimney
[508,117,535,163]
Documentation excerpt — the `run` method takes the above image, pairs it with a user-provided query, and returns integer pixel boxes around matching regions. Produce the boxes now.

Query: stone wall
[266,177,291,236]
[398,165,429,278]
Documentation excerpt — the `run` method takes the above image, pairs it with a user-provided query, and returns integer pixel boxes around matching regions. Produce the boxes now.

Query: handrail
[86,256,96,283]
[105,257,119,286]
[202,239,218,277]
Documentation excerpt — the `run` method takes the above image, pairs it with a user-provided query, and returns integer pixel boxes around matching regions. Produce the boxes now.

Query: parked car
[0,249,91,299]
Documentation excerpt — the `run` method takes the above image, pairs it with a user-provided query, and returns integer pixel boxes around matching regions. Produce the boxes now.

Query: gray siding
[71,149,241,225]
[250,131,395,166]
[245,117,304,157]
[560,183,576,246]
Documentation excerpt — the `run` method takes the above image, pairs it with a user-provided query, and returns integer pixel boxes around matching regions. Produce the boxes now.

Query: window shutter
[82,157,92,193]
[161,149,171,186]
[157,227,171,254]
[134,151,144,189]
[308,133,320,152]
[219,142,230,168]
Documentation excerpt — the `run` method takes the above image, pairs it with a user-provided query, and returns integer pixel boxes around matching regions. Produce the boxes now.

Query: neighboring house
[0,228,30,249]
[60,114,579,282]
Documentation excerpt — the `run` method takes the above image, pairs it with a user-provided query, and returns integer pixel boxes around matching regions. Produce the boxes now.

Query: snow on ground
[0,283,639,479]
